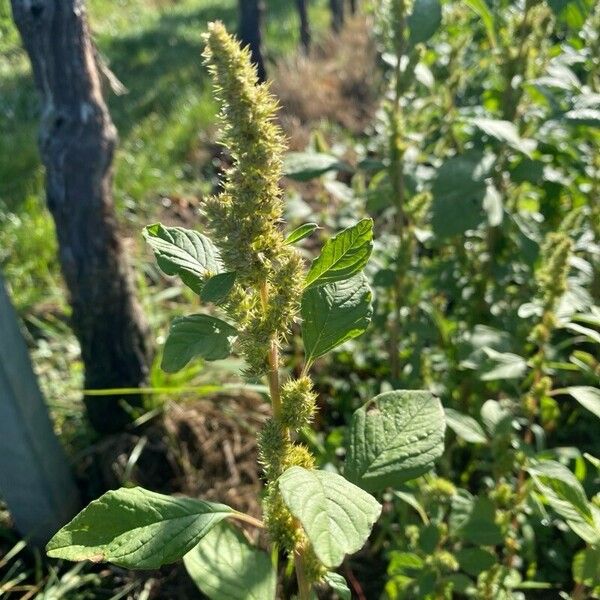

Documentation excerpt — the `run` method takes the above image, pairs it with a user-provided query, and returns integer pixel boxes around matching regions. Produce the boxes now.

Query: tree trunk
[239,0,267,82]
[296,0,311,54]
[329,0,345,32]
[0,275,80,546]
[10,0,152,434]
[349,0,358,15]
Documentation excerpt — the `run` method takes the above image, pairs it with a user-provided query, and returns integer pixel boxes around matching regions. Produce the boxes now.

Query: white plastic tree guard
[0,275,80,546]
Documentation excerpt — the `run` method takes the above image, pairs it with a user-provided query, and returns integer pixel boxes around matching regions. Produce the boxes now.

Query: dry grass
[80,392,267,521]
[273,16,381,148]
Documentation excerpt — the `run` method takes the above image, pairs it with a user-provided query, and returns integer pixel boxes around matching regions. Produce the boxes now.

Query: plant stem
[388,0,408,382]
[259,280,282,417]
[230,512,265,528]
[294,550,312,600]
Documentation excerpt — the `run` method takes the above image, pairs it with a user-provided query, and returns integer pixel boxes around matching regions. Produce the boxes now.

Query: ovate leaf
[278,467,381,568]
[528,461,593,525]
[444,408,487,444]
[562,386,600,419]
[548,0,594,29]
[572,547,600,587]
[472,118,536,156]
[283,152,349,181]
[345,390,446,491]
[393,490,429,524]
[285,222,319,245]
[456,548,496,576]
[388,551,425,570]
[301,273,372,363]
[162,314,237,372]
[144,223,222,294]
[184,522,276,600]
[200,272,236,304]
[305,219,373,288]
[480,399,512,435]
[431,153,488,238]
[46,487,233,569]
[408,0,442,46]
[324,572,351,600]
[480,348,527,381]
[456,496,503,546]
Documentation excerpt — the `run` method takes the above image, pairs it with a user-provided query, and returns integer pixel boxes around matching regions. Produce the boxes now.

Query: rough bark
[11,0,152,434]
[295,0,311,54]
[329,0,345,32]
[0,274,81,546]
[239,0,267,82]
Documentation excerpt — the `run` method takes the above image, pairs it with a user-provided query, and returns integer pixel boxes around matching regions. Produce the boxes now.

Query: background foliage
[1,0,599,597]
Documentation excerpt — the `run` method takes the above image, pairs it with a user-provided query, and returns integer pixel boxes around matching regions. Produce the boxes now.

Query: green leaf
[323,572,351,600]
[278,467,381,568]
[564,108,600,126]
[547,0,595,29]
[563,321,600,343]
[562,386,600,419]
[46,487,233,569]
[572,547,600,587]
[162,314,237,373]
[444,408,487,444]
[183,522,276,600]
[305,219,373,289]
[144,223,222,294]
[472,118,536,156]
[200,272,236,304]
[408,0,441,46]
[480,399,512,435]
[456,496,503,546]
[283,152,350,181]
[528,461,593,525]
[566,507,600,545]
[464,0,497,47]
[393,490,429,524]
[480,348,527,381]
[456,548,496,576]
[444,574,476,595]
[301,273,372,363]
[285,222,319,245]
[388,551,425,571]
[431,153,488,238]
[419,523,440,553]
[345,390,446,491]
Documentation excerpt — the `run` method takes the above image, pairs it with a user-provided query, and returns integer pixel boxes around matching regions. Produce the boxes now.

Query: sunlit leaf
[184,522,276,600]
[278,467,381,568]
[346,390,446,491]
[47,488,233,569]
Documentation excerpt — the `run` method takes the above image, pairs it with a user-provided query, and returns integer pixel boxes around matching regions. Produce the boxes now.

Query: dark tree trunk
[349,0,358,15]
[239,0,267,82]
[329,0,345,32]
[11,0,152,434]
[295,0,311,54]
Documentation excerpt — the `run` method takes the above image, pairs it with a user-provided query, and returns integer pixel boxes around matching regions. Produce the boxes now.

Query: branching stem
[260,280,282,417]
[230,512,265,529]
[294,550,311,600]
